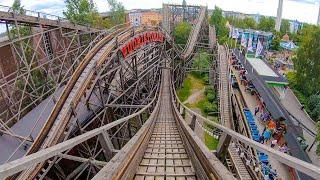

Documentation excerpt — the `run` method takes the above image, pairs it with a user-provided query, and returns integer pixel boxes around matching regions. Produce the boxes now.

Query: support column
[275,0,283,31]
[216,132,231,158]
[317,4,320,26]
[98,131,115,161]
[189,114,196,131]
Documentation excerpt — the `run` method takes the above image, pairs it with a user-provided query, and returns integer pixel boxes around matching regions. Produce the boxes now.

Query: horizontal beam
[105,104,146,108]
[58,154,107,167]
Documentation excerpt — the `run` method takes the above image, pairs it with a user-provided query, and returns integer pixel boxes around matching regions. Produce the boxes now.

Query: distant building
[289,20,303,33]
[126,9,162,26]
[222,11,246,19]
[128,11,142,26]
[248,14,261,23]
[141,10,162,26]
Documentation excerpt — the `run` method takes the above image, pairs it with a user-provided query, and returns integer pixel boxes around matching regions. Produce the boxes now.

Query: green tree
[280,19,290,35]
[9,0,25,14]
[173,22,192,46]
[271,34,281,51]
[107,0,126,26]
[242,17,256,29]
[209,6,228,44]
[63,0,98,26]
[293,25,320,96]
[258,16,275,32]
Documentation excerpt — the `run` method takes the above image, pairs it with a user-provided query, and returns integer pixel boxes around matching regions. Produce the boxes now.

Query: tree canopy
[173,22,192,46]
[280,19,290,34]
[107,0,126,26]
[226,16,256,30]
[209,6,228,44]
[63,0,98,26]
[257,16,275,32]
[10,0,25,14]
[63,0,125,28]
[293,25,320,96]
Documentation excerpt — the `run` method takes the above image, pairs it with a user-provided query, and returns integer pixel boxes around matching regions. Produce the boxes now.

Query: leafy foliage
[173,22,192,46]
[63,0,97,25]
[280,19,290,34]
[107,0,126,26]
[192,51,211,77]
[10,0,25,14]
[227,16,256,29]
[257,16,275,32]
[270,34,281,51]
[209,6,228,44]
[293,25,320,96]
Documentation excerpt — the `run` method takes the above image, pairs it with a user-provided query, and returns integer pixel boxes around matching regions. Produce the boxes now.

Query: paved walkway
[280,88,320,166]
[0,87,64,164]
[183,88,205,105]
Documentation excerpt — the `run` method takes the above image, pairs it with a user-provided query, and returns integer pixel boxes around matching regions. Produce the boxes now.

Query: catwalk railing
[0,5,97,32]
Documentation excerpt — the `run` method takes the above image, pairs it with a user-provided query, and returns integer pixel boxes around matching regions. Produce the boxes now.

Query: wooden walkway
[134,70,196,179]
[218,45,252,180]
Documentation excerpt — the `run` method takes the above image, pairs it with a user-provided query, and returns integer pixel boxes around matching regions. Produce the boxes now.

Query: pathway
[280,88,320,166]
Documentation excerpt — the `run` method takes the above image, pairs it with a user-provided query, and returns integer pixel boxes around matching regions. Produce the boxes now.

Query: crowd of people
[231,52,291,180]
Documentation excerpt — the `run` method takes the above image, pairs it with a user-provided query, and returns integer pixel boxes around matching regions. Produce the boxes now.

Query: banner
[241,33,247,47]
[247,34,253,52]
[121,31,165,58]
[232,28,239,39]
[229,26,233,38]
[255,39,263,58]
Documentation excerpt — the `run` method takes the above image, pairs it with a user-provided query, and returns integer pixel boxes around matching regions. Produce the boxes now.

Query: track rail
[1,68,320,179]
[92,69,235,180]
[17,25,165,179]
[0,5,97,32]
[182,6,206,60]
[218,45,252,180]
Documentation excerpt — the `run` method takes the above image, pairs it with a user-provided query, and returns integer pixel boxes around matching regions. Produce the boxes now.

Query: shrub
[207,92,216,103]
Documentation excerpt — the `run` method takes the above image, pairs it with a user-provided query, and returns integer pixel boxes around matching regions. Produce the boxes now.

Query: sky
[0,0,319,24]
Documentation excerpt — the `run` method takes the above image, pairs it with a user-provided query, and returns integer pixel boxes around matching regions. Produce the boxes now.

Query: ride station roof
[246,57,288,87]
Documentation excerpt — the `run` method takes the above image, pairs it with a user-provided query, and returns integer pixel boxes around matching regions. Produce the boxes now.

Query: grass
[177,74,205,102]
[204,132,219,150]
[178,73,220,150]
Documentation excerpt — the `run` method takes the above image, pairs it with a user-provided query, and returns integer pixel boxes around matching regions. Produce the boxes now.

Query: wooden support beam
[189,115,196,131]
[216,132,232,159]
[98,131,115,161]
[59,154,107,166]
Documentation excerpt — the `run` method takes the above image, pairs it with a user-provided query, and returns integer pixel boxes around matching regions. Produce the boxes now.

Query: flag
[247,34,253,52]
[255,39,263,58]
[229,26,233,38]
[241,33,247,47]
[232,28,239,39]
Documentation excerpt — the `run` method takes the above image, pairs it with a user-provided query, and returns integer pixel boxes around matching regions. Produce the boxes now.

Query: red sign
[120,31,165,58]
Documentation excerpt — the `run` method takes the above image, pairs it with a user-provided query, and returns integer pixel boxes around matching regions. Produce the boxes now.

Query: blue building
[234,28,273,50]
